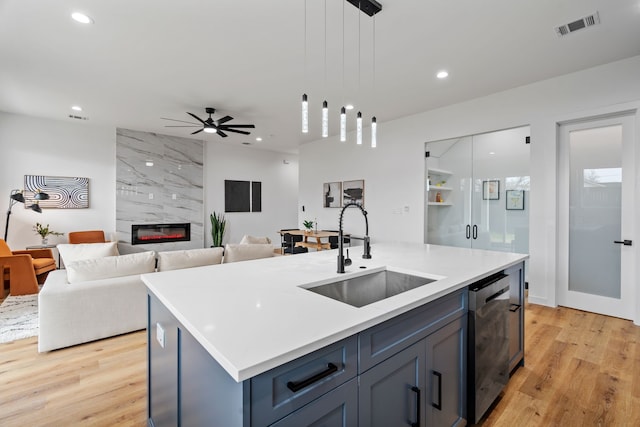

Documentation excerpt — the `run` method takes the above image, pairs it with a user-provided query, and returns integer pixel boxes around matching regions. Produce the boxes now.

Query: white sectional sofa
[38,243,274,352]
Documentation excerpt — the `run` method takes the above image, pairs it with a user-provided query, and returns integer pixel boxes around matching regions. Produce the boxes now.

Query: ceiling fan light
[203,126,217,134]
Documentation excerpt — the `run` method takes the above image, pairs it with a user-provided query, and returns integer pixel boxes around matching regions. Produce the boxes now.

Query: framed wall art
[323,182,342,208]
[343,179,364,207]
[24,175,89,209]
[506,190,525,210]
[482,180,500,200]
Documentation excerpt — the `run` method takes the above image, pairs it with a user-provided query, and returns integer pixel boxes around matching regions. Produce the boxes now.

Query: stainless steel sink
[305,270,438,307]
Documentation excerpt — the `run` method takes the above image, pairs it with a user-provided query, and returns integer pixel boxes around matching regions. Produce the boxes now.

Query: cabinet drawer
[359,288,467,373]
[250,336,358,426]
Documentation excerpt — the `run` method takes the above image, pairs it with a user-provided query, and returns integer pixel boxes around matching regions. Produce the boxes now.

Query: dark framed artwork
[225,180,262,212]
[323,182,342,208]
[24,175,89,209]
[343,179,364,207]
[506,190,525,210]
[482,180,500,200]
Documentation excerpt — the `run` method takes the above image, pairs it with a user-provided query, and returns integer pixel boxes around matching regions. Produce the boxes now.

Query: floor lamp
[4,189,50,241]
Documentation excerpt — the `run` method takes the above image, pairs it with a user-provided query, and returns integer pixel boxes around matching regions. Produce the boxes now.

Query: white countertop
[142,242,527,382]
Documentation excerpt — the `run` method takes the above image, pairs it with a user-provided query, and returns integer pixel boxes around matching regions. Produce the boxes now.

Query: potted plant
[210,212,227,247]
[33,222,64,245]
[302,220,314,235]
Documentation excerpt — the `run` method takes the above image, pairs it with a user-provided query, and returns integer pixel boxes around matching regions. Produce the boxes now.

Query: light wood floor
[1,303,639,426]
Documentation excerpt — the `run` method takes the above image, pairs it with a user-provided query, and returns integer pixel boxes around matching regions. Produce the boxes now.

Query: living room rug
[0,294,39,344]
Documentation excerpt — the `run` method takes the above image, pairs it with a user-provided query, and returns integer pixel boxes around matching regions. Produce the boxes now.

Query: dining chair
[282,232,308,255]
[68,230,107,244]
[324,230,351,249]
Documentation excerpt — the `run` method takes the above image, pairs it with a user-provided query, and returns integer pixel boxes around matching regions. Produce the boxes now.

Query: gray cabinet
[148,288,468,427]
[505,261,525,372]
[359,316,466,427]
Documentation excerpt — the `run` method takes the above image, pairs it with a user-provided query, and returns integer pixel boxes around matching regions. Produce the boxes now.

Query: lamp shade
[29,203,42,213]
[10,192,25,203]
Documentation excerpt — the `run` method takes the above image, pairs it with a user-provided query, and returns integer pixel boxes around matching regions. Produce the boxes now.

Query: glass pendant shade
[356,112,363,145]
[371,116,377,148]
[322,100,328,138]
[340,107,346,142]
[302,94,309,133]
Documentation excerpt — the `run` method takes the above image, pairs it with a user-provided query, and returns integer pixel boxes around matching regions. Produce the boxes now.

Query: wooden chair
[68,230,107,244]
[0,239,56,296]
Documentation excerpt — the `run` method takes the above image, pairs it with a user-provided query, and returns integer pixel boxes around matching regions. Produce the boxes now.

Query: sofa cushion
[157,247,224,272]
[57,242,119,266]
[239,235,272,245]
[223,243,274,263]
[66,251,156,284]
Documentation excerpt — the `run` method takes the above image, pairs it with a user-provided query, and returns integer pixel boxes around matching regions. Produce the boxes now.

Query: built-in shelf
[428,202,453,206]
[427,167,453,176]
[429,186,452,191]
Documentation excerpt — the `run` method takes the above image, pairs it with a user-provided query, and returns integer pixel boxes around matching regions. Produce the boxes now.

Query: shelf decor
[506,190,525,210]
[482,180,500,200]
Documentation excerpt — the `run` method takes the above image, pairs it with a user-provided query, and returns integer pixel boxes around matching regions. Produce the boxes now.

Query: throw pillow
[157,247,224,272]
[66,251,156,284]
[223,243,274,263]
[239,235,272,245]
[57,242,119,266]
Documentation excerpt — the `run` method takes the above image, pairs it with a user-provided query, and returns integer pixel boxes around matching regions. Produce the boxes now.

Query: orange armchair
[0,239,56,296]
[68,230,107,244]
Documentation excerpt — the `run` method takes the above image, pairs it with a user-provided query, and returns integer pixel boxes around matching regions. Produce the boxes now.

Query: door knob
[613,239,632,246]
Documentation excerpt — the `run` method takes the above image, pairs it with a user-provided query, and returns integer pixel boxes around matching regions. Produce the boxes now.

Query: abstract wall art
[24,175,89,209]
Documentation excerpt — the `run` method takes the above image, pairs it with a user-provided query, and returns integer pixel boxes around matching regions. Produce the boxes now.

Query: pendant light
[340,107,347,142]
[302,94,309,133]
[371,116,377,148]
[356,112,363,145]
[322,100,329,138]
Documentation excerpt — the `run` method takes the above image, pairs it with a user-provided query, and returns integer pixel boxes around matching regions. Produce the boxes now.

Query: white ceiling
[1,0,639,154]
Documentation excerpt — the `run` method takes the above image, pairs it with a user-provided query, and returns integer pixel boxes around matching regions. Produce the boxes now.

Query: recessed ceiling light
[71,12,94,24]
[345,104,354,110]
[145,161,154,167]
[489,151,495,155]
[436,70,449,79]
[255,137,262,142]
[71,105,82,111]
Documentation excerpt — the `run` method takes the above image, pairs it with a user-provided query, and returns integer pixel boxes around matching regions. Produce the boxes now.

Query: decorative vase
[42,238,48,245]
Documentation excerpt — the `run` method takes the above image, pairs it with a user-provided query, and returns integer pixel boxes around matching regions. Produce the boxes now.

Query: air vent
[555,12,600,37]
[68,114,89,120]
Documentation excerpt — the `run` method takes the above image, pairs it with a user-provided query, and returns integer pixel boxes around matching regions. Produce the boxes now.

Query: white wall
[299,55,640,320]
[1,112,300,253]
[204,142,299,247]
[0,112,115,249]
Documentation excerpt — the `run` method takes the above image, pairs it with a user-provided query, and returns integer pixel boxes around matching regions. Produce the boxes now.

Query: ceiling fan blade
[165,125,201,128]
[217,130,228,137]
[218,124,255,129]
[191,128,204,135]
[161,117,200,125]
[216,115,233,124]
[187,112,206,125]
[221,128,251,135]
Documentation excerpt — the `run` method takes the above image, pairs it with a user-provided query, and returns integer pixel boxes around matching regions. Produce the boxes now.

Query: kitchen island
[143,242,527,427]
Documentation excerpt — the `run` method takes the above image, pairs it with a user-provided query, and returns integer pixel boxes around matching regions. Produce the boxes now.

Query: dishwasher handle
[485,286,509,304]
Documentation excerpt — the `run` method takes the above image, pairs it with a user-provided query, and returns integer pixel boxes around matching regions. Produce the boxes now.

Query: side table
[26,244,63,269]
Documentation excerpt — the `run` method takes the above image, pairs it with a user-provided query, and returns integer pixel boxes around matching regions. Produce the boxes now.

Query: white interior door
[557,115,636,319]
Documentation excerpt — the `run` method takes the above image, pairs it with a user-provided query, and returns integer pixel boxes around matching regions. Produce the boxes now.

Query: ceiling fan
[161,107,255,137]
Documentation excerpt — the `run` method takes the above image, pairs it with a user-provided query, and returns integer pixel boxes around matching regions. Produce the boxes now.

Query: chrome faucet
[337,202,371,273]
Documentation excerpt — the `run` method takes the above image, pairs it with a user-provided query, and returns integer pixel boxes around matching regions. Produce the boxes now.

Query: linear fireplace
[131,223,191,245]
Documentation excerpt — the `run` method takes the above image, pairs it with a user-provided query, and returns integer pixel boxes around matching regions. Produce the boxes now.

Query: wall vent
[68,114,89,120]
[555,12,600,37]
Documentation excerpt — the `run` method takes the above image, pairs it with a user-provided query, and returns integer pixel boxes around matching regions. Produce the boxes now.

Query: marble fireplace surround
[116,128,204,253]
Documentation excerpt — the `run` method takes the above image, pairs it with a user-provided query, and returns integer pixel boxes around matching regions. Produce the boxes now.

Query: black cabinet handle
[472,225,478,240]
[509,303,521,312]
[286,363,338,393]
[432,371,442,411]
[466,225,471,239]
[411,386,421,427]
[614,239,632,246]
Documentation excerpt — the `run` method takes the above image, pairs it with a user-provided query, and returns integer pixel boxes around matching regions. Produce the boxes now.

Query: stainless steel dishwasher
[467,272,510,424]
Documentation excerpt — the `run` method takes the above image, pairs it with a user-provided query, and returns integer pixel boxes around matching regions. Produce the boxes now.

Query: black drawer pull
[411,386,421,427]
[509,304,521,312]
[287,363,338,392]
[614,239,632,246]
[432,371,442,411]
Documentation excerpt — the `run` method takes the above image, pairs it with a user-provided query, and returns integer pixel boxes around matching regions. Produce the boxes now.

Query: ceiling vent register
[555,12,600,37]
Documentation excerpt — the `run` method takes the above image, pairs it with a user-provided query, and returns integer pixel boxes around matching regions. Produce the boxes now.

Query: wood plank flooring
[1,302,639,426]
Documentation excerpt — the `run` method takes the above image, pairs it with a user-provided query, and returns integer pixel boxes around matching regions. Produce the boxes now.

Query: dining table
[278,229,340,252]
